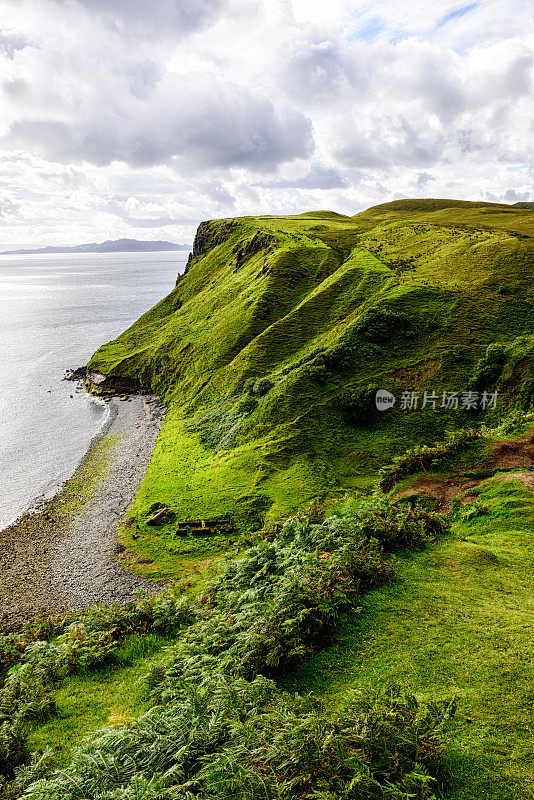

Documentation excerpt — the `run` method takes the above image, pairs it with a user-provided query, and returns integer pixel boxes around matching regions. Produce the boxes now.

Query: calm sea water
[0,250,187,530]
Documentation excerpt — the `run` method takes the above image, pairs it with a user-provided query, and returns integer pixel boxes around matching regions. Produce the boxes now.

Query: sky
[0,0,532,247]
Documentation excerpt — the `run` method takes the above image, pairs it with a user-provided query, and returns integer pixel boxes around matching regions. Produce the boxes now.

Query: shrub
[22,675,453,800]
[187,397,252,449]
[355,307,414,343]
[342,384,380,425]
[236,395,258,413]
[323,343,353,371]
[459,500,490,522]
[0,719,28,779]
[278,347,324,377]
[378,429,481,491]
[468,343,507,391]
[0,637,21,680]
[306,361,330,384]
[442,345,470,368]
[252,378,274,397]
[305,344,355,385]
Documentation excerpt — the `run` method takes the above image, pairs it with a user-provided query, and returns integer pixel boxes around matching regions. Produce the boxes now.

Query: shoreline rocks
[0,395,165,631]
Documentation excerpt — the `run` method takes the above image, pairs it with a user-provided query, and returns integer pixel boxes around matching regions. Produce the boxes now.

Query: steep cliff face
[89,200,534,546]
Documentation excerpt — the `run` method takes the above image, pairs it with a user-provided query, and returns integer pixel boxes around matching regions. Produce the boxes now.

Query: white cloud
[0,0,531,246]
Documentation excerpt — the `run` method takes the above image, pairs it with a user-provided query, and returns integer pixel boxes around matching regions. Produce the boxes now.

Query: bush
[236,395,258,413]
[252,378,274,397]
[442,345,470,368]
[342,384,380,425]
[355,307,414,343]
[0,637,21,680]
[468,343,507,391]
[305,344,354,385]
[187,396,254,449]
[22,675,453,800]
[0,720,28,779]
[279,347,324,377]
[459,499,490,522]
[378,429,481,491]
[323,343,354,371]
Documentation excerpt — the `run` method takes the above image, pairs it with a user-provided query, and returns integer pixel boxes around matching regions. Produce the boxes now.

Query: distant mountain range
[1,238,191,255]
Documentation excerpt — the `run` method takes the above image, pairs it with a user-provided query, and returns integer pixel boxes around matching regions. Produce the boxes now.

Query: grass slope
[88,199,534,576]
[26,634,170,766]
[280,477,534,799]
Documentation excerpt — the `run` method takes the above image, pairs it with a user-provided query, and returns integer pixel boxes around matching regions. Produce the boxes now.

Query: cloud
[47,0,229,40]
[269,163,348,189]
[0,197,18,219]
[0,32,33,58]
[503,188,532,203]
[6,77,312,170]
[0,0,531,247]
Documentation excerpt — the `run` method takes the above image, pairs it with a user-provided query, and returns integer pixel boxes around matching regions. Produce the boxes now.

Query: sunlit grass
[280,479,534,799]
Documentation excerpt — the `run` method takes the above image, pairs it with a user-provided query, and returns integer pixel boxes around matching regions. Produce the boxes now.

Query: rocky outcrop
[176,220,240,286]
[86,370,143,395]
[63,366,87,381]
[233,229,278,271]
[193,220,238,258]
[175,222,277,285]
[176,252,192,286]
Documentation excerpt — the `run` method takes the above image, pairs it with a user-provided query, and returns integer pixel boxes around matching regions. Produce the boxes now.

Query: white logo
[375,389,396,411]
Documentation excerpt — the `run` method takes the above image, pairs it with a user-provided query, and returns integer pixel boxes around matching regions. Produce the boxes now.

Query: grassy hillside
[281,476,534,800]
[88,199,534,576]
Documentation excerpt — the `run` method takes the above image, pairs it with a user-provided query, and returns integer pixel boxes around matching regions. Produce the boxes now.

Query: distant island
[1,238,191,255]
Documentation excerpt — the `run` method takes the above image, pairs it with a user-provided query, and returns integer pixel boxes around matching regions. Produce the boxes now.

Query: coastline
[26,395,117,521]
[0,394,166,631]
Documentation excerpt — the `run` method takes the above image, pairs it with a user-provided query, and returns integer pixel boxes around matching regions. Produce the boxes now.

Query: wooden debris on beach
[175,516,233,537]
[146,508,170,526]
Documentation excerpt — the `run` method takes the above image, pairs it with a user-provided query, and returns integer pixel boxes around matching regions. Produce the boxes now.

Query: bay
[0,250,187,530]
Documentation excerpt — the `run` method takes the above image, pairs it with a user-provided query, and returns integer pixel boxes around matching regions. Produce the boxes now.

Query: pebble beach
[0,395,165,631]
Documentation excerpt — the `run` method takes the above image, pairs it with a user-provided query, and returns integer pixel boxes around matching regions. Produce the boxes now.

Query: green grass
[86,200,533,577]
[279,478,534,799]
[26,634,171,767]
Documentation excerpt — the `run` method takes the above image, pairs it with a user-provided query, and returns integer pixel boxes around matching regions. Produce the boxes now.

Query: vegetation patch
[281,478,534,799]
[0,498,453,799]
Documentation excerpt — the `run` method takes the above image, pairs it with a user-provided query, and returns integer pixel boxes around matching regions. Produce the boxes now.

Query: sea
[0,250,188,531]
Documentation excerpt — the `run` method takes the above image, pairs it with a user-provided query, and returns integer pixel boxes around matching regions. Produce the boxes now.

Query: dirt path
[0,396,165,630]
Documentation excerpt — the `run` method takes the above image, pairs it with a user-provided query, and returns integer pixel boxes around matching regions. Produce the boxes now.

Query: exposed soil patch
[390,358,442,389]
[395,429,534,510]
[396,477,481,512]
[492,471,534,491]
[489,430,534,470]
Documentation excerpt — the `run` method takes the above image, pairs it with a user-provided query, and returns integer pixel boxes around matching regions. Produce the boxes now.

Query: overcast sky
[0,0,532,247]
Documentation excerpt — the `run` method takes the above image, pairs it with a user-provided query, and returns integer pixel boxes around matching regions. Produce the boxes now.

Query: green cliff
[88,199,534,569]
